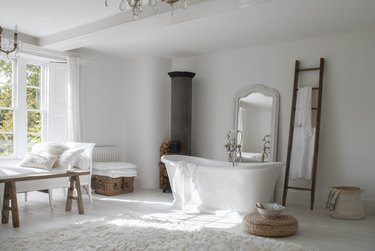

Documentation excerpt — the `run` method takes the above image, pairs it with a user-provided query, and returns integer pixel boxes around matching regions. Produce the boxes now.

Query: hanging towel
[171,161,201,213]
[290,127,316,179]
[294,86,313,136]
[326,188,342,210]
[290,86,315,180]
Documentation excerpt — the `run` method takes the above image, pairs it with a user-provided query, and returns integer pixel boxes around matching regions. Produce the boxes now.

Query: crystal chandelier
[0,25,22,58]
[105,0,188,20]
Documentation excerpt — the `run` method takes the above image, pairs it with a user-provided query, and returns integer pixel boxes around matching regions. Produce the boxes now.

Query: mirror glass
[234,84,280,162]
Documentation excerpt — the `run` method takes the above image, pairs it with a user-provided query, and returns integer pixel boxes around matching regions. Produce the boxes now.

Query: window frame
[25,60,48,151]
[0,57,48,159]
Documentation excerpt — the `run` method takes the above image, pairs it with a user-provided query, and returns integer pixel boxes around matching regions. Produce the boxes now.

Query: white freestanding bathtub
[161,155,283,214]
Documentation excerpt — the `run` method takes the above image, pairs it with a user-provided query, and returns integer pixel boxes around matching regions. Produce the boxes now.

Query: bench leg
[48,189,53,211]
[74,176,84,214]
[65,175,84,214]
[1,183,10,224]
[65,177,74,212]
[2,182,20,228]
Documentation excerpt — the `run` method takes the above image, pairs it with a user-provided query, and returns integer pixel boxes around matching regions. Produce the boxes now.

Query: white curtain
[67,57,82,141]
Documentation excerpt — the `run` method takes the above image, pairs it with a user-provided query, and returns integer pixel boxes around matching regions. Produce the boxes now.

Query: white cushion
[93,168,137,178]
[19,152,58,170]
[0,165,49,178]
[64,142,95,170]
[57,148,84,169]
[76,155,90,170]
[93,162,137,170]
[31,142,69,156]
[31,142,70,169]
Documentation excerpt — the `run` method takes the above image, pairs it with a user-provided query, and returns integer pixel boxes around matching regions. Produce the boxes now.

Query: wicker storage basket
[93,175,134,196]
[327,186,364,219]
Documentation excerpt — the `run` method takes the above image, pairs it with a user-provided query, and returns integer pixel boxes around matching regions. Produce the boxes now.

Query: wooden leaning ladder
[282,58,325,210]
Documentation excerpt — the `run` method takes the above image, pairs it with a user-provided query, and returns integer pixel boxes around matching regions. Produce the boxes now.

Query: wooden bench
[0,169,89,228]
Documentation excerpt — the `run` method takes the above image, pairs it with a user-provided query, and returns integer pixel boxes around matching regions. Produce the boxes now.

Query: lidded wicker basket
[93,175,134,196]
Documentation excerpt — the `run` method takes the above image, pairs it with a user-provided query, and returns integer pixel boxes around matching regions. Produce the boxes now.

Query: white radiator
[92,146,119,162]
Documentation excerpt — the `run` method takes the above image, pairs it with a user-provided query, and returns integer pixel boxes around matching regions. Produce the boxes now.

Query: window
[0,54,69,159]
[0,58,48,157]
[26,64,44,150]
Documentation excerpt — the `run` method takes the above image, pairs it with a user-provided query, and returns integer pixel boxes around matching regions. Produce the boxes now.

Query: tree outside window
[26,64,42,151]
[0,59,13,157]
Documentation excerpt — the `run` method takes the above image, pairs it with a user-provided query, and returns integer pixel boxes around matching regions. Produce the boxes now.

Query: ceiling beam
[39,0,249,51]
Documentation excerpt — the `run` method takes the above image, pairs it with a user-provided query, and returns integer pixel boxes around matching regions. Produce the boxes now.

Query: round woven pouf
[242,212,298,237]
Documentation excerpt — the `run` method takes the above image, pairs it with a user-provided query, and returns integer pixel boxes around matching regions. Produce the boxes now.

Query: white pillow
[31,142,69,156]
[75,156,90,170]
[56,148,84,169]
[19,152,58,170]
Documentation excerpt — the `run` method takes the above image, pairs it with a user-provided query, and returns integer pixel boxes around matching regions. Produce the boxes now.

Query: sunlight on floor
[141,212,242,230]
[97,197,173,206]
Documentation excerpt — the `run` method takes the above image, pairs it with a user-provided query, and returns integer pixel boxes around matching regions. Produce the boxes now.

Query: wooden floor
[0,189,374,250]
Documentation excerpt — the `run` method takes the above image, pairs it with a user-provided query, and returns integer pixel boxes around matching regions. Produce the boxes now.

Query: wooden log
[159,140,171,189]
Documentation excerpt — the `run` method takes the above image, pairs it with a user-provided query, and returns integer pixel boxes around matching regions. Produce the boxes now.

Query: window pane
[0,84,12,108]
[0,60,13,158]
[26,87,40,109]
[27,111,41,133]
[0,59,12,85]
[0,133,13,157]
[0,109,13,132]
[27,64,41,87]
[27,134,41,151]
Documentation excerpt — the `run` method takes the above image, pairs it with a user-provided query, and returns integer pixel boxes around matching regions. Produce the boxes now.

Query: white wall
[76,49,127,155]
[78,50,171,189]
[77,30,375,213]
[122,57,171,189]
[172,30,375,213]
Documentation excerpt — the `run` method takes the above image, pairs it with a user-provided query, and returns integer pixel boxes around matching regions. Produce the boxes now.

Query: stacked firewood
[159,141,170,190]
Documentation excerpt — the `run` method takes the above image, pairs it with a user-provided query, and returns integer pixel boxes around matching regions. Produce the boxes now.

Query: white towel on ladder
[290,86,315,180]
[290,127,316,180]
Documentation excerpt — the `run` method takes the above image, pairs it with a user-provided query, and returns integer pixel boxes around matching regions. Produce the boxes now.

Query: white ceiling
[1,0,375,59]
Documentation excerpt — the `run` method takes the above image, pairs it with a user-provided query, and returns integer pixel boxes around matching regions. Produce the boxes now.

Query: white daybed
[0,142,95,210]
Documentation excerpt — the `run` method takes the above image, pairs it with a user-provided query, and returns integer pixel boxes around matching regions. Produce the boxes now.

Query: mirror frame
[234,84,280,162]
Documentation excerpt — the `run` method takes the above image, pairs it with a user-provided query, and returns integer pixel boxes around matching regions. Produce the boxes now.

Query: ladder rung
[292,107,318,110]
[295,87,320,91]
[287,186,312,191]
[298,67,320,72]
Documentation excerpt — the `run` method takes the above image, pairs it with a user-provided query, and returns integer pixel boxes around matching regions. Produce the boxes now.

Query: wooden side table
[242,212,298,237]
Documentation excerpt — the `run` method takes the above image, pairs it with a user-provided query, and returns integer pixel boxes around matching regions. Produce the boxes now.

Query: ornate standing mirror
[234,84,280,162]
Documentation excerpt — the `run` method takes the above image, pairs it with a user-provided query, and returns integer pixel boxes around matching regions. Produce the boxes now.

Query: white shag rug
[0,214,318,251]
